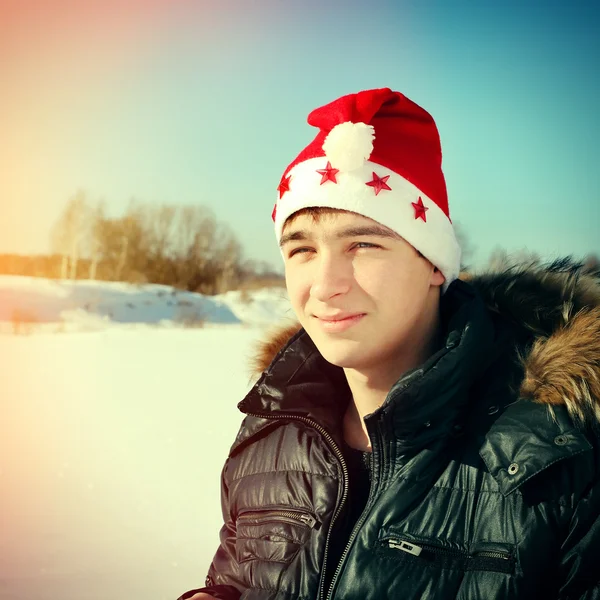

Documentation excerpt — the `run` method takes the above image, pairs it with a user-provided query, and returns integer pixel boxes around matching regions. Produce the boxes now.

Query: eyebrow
[279,225,400,248]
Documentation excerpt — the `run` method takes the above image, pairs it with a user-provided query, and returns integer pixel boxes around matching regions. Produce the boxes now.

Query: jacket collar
[233,329,349,454]
[369,279,499,453]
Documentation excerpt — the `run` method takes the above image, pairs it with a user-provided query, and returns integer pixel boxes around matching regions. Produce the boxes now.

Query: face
[281,211,445,374]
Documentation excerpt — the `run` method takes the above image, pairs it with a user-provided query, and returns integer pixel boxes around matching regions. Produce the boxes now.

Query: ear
[431,266,446,287]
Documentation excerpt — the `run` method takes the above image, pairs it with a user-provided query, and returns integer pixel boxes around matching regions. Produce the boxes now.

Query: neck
[342,306,443,452]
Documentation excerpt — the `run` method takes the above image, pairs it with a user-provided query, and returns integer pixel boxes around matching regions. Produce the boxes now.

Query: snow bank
[0,275,293,332]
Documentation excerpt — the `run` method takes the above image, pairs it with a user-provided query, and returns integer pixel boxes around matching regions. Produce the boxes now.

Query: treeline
[1,191,283,294]
[3,191,597,292]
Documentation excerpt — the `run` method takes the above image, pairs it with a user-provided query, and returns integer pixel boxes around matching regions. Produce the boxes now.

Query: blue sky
[2,0,598,271]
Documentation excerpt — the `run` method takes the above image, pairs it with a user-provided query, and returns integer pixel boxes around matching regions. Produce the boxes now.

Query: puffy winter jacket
[178,261,600,600]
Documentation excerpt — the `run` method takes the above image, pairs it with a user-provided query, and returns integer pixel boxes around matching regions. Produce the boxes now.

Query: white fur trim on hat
[275,157,461,293]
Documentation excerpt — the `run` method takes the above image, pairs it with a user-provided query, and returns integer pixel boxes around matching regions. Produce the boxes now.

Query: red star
[271,203,277,222]
[365,172,391,195]
[277,174,291,199]
[316,161,339,185]
[412,197,429,222]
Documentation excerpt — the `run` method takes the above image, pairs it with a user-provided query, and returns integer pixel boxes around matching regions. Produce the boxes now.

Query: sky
[1,0,599,272]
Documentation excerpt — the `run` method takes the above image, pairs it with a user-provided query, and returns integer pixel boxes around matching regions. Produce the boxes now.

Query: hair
[283,206,349,229]
[282,207,401,240]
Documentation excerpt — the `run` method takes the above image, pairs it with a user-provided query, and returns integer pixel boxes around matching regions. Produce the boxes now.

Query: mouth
[314,313,366,332]
[317,313,364,322]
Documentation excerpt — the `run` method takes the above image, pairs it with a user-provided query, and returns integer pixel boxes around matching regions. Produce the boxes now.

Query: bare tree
[212,224,243,293]
[115,234,129,280]
[50,195,248,291]
[86,199,106,280]
[143,204,178,283]
[453,221,474,273]
[99,201,148,282]
[486,247,510,272]
[485,246,541,272]
[173,206,219,290]
[50,190,92,279]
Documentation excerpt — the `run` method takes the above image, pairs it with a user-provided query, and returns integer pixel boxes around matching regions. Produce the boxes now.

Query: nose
[310,252,352,302]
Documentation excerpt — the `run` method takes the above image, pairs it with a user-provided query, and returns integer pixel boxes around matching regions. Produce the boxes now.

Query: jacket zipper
[244,411,349,600]
[325,420,380,600]
[237,509,318,529]
[385,537,513,563]
[323,367,431,600]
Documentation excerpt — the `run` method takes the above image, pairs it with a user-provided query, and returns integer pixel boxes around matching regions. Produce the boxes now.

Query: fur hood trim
[470,258,600,428]
[252,259,600,428]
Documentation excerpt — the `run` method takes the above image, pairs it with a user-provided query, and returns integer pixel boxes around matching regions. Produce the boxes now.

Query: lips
[316,312,365,322]
[313,312,366,333]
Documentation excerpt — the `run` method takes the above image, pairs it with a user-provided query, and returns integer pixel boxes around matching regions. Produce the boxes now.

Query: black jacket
[179,260,600,600]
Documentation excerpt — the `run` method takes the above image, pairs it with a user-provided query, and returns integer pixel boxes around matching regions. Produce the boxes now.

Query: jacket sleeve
[177,458,245,600]
[558,475,600,599]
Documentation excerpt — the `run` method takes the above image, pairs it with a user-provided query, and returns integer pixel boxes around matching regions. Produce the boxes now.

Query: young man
[179,88,600,599]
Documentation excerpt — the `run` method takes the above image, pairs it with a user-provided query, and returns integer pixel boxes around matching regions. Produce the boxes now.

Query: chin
[310,336,371,369]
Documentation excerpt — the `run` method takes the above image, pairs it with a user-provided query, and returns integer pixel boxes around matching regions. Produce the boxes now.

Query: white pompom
[322,121,375,172]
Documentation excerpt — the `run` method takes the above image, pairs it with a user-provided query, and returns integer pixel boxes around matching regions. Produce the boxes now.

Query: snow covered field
[0,276,294,600]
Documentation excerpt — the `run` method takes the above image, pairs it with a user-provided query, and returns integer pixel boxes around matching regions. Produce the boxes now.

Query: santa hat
[272,87,461,292]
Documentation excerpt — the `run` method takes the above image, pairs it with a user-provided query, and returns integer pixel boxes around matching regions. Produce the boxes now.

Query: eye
[288,246,313,258]
[352,241,380,250]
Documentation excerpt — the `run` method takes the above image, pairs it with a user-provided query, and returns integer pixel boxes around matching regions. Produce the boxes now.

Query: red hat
[273,87,461,291]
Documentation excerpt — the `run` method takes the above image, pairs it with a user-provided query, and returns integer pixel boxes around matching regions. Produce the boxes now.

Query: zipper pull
[300,514,318,528]
[388,539,423,557]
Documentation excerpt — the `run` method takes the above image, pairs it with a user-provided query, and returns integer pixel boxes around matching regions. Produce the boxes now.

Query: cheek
[354,263,407,297]
[358,265,429,311]
[285,270,309,310]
